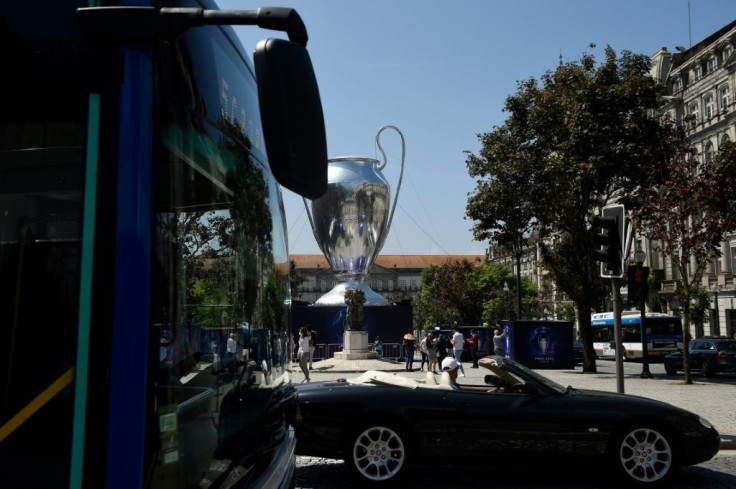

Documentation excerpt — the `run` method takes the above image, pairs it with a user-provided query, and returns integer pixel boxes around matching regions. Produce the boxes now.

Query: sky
[217,0,736,257]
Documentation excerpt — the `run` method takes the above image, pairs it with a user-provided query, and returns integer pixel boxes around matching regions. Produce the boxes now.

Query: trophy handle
[375,125,405,237]
[302,196,317,240]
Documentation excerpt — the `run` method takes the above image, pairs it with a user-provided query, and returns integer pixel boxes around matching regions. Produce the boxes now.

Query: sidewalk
[292,356,736,450]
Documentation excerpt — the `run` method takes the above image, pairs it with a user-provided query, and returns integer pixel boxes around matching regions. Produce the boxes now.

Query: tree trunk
[577,301,597,373]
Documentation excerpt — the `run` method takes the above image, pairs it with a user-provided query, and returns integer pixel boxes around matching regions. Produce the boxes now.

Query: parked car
[294,356,719,486]
[664,337,736,377]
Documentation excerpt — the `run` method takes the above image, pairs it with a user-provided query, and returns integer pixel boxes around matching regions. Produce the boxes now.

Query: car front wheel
[613,425,675,485]
[346,423,410,485]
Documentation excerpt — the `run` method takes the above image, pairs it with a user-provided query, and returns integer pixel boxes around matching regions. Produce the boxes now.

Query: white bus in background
[591,312,684,360]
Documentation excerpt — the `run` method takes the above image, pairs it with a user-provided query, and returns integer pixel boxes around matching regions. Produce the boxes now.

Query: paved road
[289,357,736,488]
[294,453,736,488]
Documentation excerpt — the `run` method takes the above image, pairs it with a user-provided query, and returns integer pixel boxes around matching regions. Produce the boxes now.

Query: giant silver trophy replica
[304,125,405,307]
[304,126,405,358]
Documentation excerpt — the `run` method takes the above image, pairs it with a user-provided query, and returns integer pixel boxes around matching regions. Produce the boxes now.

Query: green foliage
[635,131,736,383]
[413,260,537,329]
[465,47,670,372]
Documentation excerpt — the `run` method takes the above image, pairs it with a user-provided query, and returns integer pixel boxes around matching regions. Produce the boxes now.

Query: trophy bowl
[304,126,405,306]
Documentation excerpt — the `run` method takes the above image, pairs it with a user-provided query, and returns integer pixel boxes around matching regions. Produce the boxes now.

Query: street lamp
[503,281,509,320]
[632,246,652,378]
[711,283,721,336]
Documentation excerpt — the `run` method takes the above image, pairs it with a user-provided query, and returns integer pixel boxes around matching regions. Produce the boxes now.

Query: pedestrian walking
[450,325,466,377]
[297,326,311,383]
[306,324,317,369]
[437,333,448,365]
[468,328,480,368]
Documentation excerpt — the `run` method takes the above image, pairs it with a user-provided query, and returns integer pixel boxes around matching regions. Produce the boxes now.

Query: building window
[377,279,383,291]
[410,279,417,291]
[689,102,699,122]
[723,44,733,64]
[704,142,714,163]
[721,85,731,112]
[672,76,683,93]
[399,279,406,289]
[321,280,326,292]
[706,54,718,74]
[388,280,393,291]
[705,94,714,119]
[693,63,703,81]
[721,134,731,148]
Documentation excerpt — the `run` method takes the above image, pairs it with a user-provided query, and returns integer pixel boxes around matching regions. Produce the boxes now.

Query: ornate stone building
[649,20,736,338]
[290,254,485,305]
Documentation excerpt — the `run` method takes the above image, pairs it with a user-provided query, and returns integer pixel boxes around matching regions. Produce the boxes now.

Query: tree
[635,123,736,384]
[289,259,306,301]
[466,47,672,373]
[412,260,536,329]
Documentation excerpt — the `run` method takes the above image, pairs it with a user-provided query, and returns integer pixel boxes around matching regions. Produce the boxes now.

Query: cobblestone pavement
[289,356,736,488]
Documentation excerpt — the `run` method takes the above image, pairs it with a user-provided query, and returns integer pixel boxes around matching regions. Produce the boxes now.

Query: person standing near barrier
[306,324,317,369]
[493,327,507,356]
[402,331,416,372]
[450,326,466,377]
[297,327,311,382]
[374,336,383,358]
[425,332,438,373]
[419,335,429,371]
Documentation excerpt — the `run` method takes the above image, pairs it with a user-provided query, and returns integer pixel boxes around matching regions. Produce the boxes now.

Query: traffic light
[627,265,649,303]
[592,204,625,278]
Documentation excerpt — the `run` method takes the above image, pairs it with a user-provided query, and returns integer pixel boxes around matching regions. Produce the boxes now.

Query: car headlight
[699,417,714,430]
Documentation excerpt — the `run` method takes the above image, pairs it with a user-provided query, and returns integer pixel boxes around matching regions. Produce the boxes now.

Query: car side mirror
[254,38,327,199]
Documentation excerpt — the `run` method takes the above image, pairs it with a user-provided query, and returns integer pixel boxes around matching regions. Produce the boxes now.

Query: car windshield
[499,358,568,394]
[500,358,568,393]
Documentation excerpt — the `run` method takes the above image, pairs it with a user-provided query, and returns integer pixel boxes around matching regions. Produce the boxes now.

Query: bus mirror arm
[77,6,309,47]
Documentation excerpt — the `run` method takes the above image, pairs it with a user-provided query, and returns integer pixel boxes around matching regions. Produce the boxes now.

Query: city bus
[1,1,326,488]
[591,312,684,360]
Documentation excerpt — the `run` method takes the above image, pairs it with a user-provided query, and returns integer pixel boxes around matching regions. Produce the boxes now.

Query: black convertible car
[294,356,719,486]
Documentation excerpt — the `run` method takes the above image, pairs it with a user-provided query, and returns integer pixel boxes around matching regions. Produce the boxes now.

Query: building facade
[649,20,736,339]
[290,254,485,305]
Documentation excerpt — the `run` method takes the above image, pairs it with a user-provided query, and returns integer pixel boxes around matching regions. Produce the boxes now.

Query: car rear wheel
[664,361,677,376]
[613,425,675,485]
[346,422,410,485]
[701,362,716,377]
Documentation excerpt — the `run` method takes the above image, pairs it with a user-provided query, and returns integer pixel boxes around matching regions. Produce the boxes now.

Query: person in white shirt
[226,333,237,373]
[297,327,311,383]
[450,326,466,377]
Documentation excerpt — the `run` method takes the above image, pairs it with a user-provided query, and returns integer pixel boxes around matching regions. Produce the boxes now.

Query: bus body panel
[1,1,317,487]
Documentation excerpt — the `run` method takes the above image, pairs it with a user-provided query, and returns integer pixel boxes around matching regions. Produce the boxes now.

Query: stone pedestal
[333,329,379,360]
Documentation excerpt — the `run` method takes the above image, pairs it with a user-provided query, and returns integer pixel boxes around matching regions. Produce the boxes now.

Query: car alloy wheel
[664,361,676,376]
[701,362,716,377]
[348,424,407,484]
[616,426,674,485]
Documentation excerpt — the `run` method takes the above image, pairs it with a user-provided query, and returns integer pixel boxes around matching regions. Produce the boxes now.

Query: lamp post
[711,284,721,336]
[503,281,509,320]
[632,247,652,378]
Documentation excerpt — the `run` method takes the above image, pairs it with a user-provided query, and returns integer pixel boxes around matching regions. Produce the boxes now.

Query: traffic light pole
[612,277,625,394]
